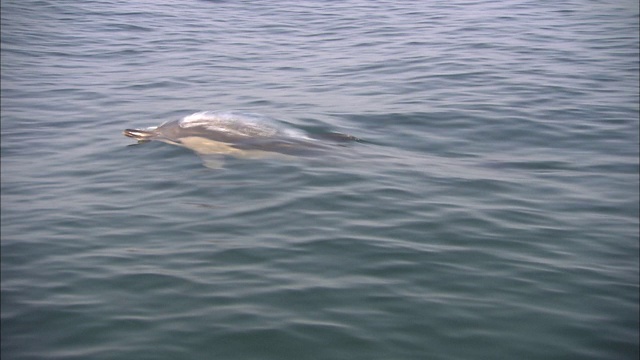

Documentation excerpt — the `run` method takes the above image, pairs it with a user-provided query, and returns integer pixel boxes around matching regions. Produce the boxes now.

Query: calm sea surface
[1,0,638,359]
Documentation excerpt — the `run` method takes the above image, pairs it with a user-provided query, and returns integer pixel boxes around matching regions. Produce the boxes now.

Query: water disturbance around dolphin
[124,111,359,168]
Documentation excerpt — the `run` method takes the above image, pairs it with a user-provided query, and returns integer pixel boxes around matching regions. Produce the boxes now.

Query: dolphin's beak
[124,129,154,141]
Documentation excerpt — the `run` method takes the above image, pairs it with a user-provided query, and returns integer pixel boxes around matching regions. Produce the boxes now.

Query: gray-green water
[1,0,638,359]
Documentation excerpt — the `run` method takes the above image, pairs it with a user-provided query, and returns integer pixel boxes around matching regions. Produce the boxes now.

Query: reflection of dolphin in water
[124,111,359,168]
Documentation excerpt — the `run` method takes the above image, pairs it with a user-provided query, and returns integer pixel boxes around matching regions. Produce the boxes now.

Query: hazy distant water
[1,0,638,359]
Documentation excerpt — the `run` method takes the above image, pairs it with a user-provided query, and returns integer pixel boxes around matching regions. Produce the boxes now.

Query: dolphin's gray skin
[124,111,358,168]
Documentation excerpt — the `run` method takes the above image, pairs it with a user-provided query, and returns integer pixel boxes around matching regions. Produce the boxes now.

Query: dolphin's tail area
[123,128,157,142]
[311,131,361,143]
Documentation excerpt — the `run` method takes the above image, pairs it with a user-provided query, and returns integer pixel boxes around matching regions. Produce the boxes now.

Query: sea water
[1,1,638,359]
